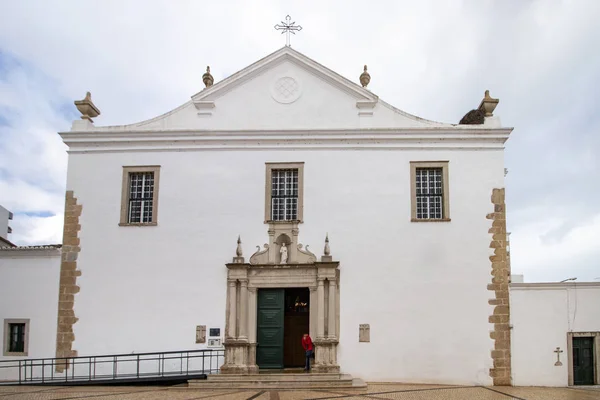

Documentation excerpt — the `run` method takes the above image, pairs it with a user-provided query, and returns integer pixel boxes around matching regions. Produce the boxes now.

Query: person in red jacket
[302,333,313,371]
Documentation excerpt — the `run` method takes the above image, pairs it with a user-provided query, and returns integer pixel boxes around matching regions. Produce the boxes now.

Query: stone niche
[220,222,340,374]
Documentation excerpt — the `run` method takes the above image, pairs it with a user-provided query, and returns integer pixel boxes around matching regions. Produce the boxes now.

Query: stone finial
[233,235,244,263]
[203,66,214,88]
[324,233,330,256]
[321,233,332,262]
[74,91,100,122]
[236,235,243,257]
[478,90,499,117]
[359,65,370,88]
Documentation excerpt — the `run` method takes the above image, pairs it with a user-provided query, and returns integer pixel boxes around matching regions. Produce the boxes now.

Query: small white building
[0,246,61,366]
[1,46,598,388]
[511,281,600,386]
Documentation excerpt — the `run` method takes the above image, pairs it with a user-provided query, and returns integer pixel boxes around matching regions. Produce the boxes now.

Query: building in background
[0,206,15,247]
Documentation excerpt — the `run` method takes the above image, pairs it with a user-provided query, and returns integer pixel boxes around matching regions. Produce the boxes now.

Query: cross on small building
[274,15,302,47]
[554,347,563,366]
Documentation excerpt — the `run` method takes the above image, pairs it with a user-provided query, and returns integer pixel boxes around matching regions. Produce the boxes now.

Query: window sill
[118,222,158,227]
[3,352,28,357]
[411,218,451,223]
[264,220,303,224]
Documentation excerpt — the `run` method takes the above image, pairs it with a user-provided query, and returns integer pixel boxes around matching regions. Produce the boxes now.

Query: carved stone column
[222,259,253,375]
[317,279,325,339]
[328,279,336,339]
[247,287,259,374]
[313,262,340,374]
[239,279,248,340]
[222,276,250,375]
[309,286,317,339]
[226,280,237,339]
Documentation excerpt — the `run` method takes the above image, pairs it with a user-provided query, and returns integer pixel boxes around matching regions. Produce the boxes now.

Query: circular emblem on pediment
[272,76,302,104]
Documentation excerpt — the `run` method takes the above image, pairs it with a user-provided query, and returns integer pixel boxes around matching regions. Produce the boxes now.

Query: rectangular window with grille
[8,323,25,353]
[3,318,29,356]
[410,161,450,222]
[415,168,444,219]
[120,166,160,226]
[271,169,298,221]
[128,172,154,223]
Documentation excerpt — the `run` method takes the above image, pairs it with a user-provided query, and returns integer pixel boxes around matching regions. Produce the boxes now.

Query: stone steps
[187,373,367,390]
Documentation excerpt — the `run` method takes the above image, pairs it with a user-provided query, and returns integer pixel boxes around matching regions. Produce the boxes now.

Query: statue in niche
[280,243,288,264]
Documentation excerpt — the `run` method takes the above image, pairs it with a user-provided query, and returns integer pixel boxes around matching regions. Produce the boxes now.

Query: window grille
[8,323,25,353]
[415,168,444,219]
[128,172,154,223]
[271,169,298,221]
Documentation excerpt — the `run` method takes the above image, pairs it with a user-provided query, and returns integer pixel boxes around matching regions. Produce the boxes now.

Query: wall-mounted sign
[209,328,220,337]
[359,324,370,342]
[207,338,222,348]
[196,325,206,344]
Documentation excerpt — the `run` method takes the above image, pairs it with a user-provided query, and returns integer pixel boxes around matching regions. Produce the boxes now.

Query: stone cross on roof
[274,15,302,47]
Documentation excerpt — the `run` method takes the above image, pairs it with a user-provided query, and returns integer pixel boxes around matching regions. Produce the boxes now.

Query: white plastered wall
[66,147,504,385]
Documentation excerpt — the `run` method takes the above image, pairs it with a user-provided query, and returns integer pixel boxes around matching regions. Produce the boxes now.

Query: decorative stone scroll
[297,244,316,263]
[249,221,315,264]
[249,244,269,264]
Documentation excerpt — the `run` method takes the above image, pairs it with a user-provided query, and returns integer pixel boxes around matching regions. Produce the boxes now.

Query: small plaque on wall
[209,328,220,337]
[359,324,370,342]
[196,325,206,344]
[208,338,222,348]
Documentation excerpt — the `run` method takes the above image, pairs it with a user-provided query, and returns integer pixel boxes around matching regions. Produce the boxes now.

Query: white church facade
[1,46,599,387]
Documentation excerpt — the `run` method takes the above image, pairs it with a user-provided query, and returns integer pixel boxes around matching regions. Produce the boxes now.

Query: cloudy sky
[0,0,599,282]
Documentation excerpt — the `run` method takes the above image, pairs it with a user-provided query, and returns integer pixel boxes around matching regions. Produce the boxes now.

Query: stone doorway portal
[220,223,340,374]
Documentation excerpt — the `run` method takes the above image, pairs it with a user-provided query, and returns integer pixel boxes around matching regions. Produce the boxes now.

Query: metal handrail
[0,348,224,385]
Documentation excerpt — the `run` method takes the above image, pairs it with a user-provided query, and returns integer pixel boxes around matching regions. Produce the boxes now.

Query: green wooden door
[256,289,284,369]
[573,337,595,385]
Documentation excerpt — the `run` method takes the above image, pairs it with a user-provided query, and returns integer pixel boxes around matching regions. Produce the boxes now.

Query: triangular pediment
[89,46,462,132]
[191,46,378,104]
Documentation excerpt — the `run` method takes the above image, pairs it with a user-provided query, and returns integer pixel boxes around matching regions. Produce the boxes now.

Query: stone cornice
[60,127,512,153]
[511,282,600,290]
[227,263,318,270]
[313,338,339,345]
[314,261,340,268]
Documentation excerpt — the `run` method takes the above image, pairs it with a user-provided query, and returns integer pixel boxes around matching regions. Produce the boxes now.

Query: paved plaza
[1,383,599,400]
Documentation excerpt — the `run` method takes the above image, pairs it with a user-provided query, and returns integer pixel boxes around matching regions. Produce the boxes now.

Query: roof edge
[83,46,477,132]
[0,244,62,251]
[0,236,16,247]
[511,282,600,289]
